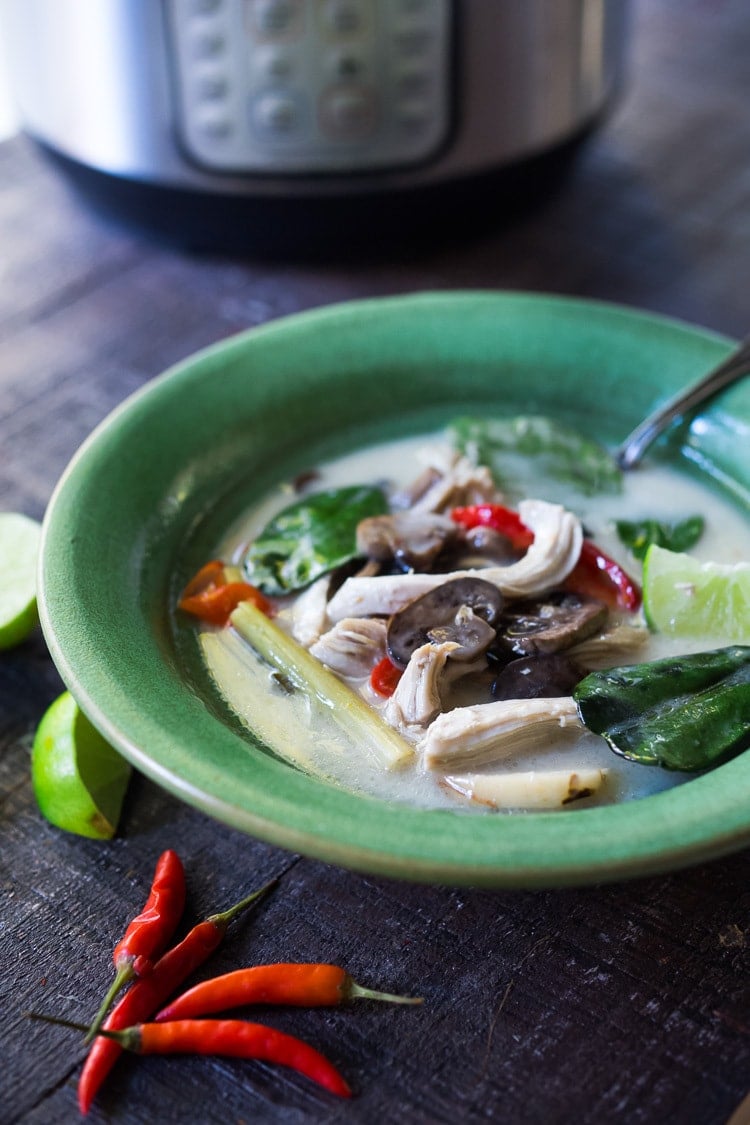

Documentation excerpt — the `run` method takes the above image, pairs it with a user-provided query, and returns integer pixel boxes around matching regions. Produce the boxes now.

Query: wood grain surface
[2,3,749,1122]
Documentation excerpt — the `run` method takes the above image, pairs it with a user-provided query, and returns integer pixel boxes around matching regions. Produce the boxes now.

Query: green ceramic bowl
[39,292,750,887]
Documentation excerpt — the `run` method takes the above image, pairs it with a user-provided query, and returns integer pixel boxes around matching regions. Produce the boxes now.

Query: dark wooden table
[3,4,750,1122]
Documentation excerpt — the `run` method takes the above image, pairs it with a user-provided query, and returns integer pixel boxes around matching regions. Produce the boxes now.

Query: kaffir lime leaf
[0,512,42,649]
[642,544,750,641]
[31,692,132,839]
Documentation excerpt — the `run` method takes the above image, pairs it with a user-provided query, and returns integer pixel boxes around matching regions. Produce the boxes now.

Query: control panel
[166,0,453,173]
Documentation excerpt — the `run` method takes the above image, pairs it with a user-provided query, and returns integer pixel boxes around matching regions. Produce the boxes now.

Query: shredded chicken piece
[309,617,387,678]
[419,696,585,770]
[442,654,490,687]
[384,641,459,734]
[326,499,582,621]
[503,499,583,594]
[391,465,442,510]
[392,447,498,514]
[290,576,331,648]
[568,622,650,668]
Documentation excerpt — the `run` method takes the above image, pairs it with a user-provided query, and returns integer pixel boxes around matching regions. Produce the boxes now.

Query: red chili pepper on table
[155,963,422,1022]
[86,849,186,1042]
[450,504,641,612]
[178,559,272,626]
[125,1020,351,1098]
[78,879,276,1115]
[39,1015,351,1099]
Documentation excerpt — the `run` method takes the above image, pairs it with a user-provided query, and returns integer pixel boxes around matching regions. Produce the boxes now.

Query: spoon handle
[616,335,750,470]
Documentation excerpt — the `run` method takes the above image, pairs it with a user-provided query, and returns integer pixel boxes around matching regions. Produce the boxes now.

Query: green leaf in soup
[615,515,705,561]
[243,484,388,595]
[450,415,622,502]
[574,646,750,771]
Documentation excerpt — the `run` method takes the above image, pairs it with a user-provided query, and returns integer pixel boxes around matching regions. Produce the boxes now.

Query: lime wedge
[31,692,132,839]
[643,544,750,641]
[0,512,42,649]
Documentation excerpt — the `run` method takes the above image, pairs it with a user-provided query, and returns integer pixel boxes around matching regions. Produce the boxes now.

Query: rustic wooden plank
[6,828,749,1123]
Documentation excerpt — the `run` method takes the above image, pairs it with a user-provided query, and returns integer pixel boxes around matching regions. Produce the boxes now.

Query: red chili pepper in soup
[178,559,272,625]
[370,656,403,697]
[450,504,535,550]
[451,504,641,612]
[565,539,642,612]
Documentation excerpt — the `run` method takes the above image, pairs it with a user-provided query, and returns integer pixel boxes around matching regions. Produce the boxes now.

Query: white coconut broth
[199,429,750,813]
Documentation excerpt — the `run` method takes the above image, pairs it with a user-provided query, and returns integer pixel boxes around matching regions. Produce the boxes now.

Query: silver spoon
[615,334,750,470]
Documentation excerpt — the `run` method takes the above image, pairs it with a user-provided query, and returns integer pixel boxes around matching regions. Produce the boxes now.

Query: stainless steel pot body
[1,0,630,198]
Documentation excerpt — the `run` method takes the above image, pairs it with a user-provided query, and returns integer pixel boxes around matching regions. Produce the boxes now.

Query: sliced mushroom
[443,767,608,809]
[496,592,608,656]
[462,524,523,561]
[386,577,503,669]
[491,653,585,700]
[444,525,525,572]
[356,511,457,571]
[326,499,582,622]
[428,604,497,657]
[419,696,585,770]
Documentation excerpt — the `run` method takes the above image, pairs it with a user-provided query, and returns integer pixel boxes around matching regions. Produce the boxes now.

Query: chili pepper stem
[207,877,279,930]
[28,1012,140,1051]
[347,981,423,1005]
[82,963,135,1046]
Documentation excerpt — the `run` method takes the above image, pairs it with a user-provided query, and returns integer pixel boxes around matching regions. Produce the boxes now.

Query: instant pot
[0,0,631,256]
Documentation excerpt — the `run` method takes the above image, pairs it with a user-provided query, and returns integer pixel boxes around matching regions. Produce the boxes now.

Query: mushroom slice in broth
[386,577,503,669]
[496,592,608,656]
[356,511,457,570]
[491,653,586,701]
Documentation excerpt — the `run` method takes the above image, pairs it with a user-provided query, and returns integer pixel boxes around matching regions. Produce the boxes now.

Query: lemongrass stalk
[230,601,413,770]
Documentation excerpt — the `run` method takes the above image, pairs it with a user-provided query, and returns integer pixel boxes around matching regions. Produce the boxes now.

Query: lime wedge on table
[32,692,132,839]
[643,544,750,640]
[0,512,42,649]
